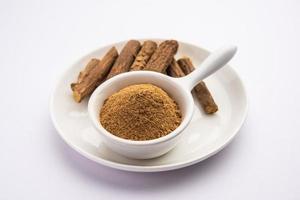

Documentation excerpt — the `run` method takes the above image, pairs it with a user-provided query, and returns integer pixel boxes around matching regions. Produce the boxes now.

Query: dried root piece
[167,58,185,77]
[106,40,141,79]
[177,57,218,114]
[71,58,100,89]
[130,40,157,71]
[144,40,178,72]
[71,47,118,102]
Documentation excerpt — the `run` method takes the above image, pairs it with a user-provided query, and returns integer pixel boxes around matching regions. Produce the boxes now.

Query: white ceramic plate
[50,39,248,172]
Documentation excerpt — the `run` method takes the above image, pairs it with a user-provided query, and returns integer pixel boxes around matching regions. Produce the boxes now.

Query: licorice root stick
[167,59,185,77]
[75,58,100,85]
[106,40,141,79]
[177,57,218,114]
[130,40,157,71]
[144,40,178,72]
[71,47,118,102]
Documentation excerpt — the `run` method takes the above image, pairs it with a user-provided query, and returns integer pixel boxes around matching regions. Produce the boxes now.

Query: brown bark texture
[77,59,100,83]
[130,40,157,71]
[71,47,118,102]
[167,58,185,77]
[144,40,178,72]
[106,40,141,79]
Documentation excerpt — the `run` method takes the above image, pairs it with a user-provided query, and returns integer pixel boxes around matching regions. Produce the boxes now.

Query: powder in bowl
[99,84,182,141]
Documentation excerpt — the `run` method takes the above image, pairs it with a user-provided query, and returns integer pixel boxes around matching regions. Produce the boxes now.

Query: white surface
[52,39,247,167]
[0,0,299,199]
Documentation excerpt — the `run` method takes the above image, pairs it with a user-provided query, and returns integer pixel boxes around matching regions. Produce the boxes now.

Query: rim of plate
[49,38,248,172]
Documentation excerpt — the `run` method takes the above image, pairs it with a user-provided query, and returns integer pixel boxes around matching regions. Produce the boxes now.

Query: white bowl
[88,71,194,159]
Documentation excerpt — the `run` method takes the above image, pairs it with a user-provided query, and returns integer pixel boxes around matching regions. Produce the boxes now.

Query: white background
[0,0,299,199]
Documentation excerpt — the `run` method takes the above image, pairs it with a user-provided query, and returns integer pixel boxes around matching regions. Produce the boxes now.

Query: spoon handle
[177,45,237,91]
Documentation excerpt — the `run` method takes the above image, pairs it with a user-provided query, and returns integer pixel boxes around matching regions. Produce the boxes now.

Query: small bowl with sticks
[85,41,237,159]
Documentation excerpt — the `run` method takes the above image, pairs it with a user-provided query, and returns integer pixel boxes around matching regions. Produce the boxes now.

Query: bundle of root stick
[71,40,218,114]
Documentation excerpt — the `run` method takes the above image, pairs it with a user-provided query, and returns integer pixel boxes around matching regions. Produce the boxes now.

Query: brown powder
[99,84,182,141]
